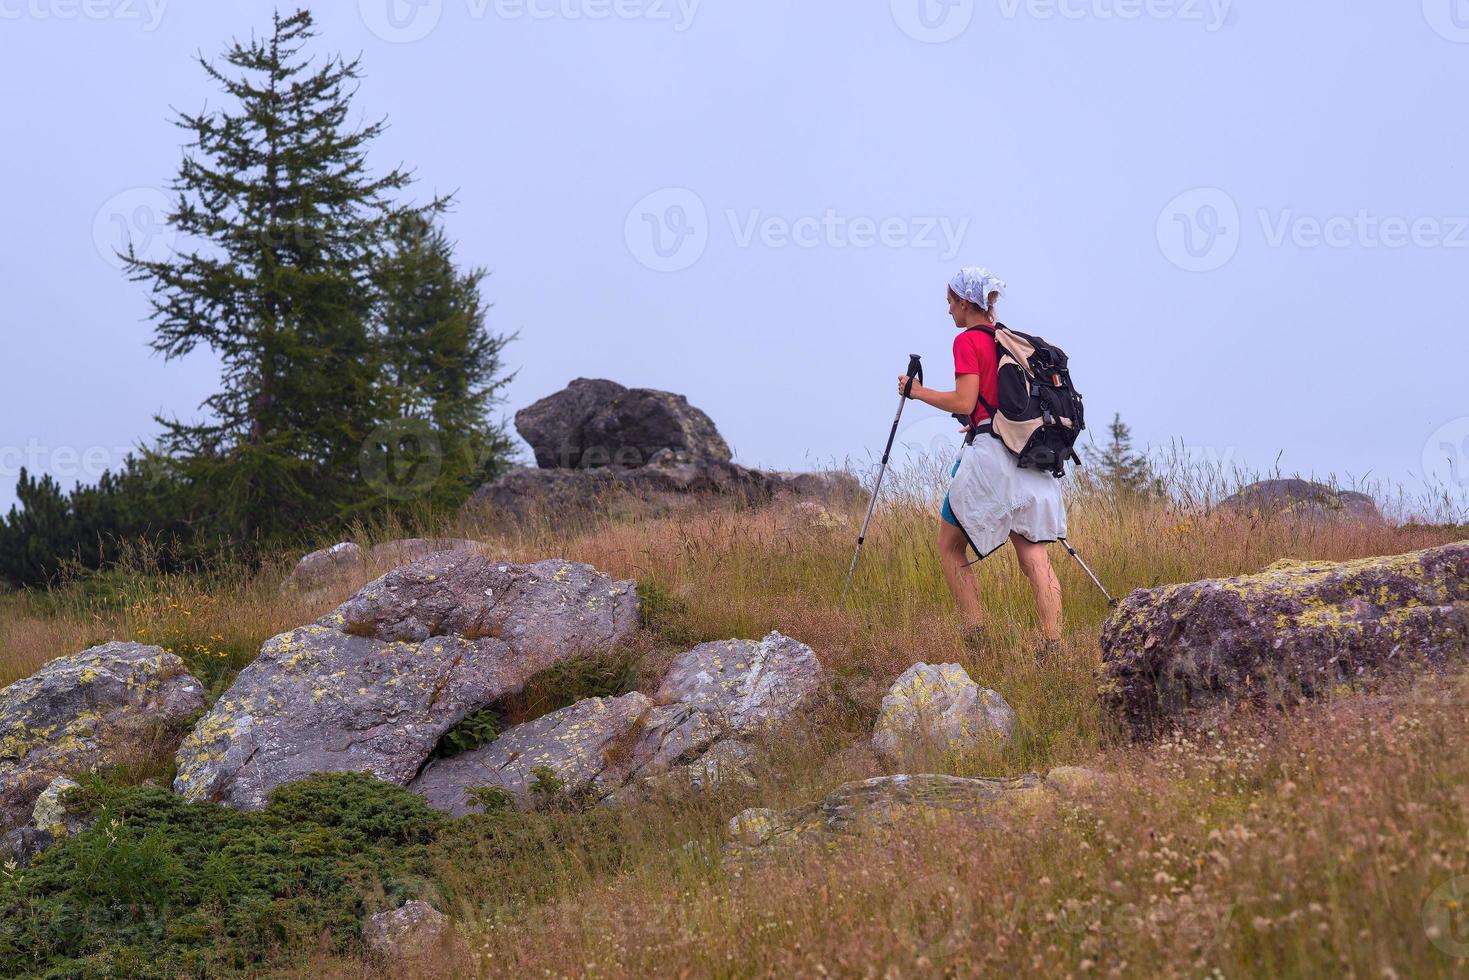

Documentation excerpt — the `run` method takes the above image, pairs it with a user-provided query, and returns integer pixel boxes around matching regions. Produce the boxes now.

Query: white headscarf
[949,267,1006,311]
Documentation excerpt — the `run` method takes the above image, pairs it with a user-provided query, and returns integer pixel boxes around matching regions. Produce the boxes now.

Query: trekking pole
[841,354,923,605]
[1058,537,1119,608]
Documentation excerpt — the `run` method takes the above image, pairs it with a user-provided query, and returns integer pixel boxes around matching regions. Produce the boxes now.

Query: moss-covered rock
[1099,541,1469,738]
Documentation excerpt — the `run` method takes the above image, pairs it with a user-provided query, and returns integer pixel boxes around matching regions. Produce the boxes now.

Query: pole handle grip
[902,354,923,398]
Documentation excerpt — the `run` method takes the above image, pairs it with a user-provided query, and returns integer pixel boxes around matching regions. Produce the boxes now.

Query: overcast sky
[2,1,1467,519]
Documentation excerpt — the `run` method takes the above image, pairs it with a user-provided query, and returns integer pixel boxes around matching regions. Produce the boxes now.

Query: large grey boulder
[284,539,496,600]
[1218,479,1382,523]
[412,632,824,813]
[174,552,640,809]
[0,642,205,834]
[515,378,629,469]
[482,378,856,523]
[871,663,1016,768]
[579,387,731,469]
[1099,541,1469,738]
[515,378,731,471]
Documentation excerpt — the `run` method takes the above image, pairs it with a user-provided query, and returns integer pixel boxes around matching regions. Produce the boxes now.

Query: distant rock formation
[1218,479,1382,523]
[466,378,858,522]
[1099,541,1469,738]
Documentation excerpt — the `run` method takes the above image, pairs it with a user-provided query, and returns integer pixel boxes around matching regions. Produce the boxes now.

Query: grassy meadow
[1,462,1467,978]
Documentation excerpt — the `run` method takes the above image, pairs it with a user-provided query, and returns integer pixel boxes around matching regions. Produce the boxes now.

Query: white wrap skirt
[943,429,1068,560]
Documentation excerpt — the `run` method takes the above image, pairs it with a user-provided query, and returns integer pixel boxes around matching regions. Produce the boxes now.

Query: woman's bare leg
[1011,532,1063,641]
[939,521,984,629]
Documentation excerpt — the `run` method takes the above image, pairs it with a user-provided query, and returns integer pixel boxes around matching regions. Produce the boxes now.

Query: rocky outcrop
[871,663,1015,768]
[470,379,860,522]
[1099,541,1469,738]
[363,900,448,958]
[1219,479,1382,523]
[286,542,365,594]
[725,769,1109,855]
[516,378,730,470]
[175,552,640,809]
[0,642,205,835]
[411,632,824,813]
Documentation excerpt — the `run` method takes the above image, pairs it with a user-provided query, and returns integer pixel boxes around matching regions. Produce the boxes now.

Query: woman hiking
[897,267,1065,660]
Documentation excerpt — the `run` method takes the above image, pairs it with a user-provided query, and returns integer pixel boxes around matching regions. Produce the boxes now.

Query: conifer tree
[1098,413,1159,497]
[124,8,440,543]
[366,213,516,505]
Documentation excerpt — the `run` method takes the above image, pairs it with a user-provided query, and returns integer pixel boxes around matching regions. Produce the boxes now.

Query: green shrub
[0,773,443,978]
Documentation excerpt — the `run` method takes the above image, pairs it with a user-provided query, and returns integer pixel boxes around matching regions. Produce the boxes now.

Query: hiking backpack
[967,323,1086,478]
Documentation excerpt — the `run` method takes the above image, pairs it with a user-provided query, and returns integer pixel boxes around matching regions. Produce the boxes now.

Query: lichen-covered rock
[1099,541,1469,739]
[655,631,824,733]
[410,693,653,816]
[363,900,448,957]
[871,663,1016,768]
[1218,479,1382,523]
[31,776,81,838]
[0,642,205,834]
[174,552,640,809]
[725,772,1053,856]
[411,632,822,813]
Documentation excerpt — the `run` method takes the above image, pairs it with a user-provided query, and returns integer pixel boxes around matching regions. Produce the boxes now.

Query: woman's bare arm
[897,373,981,416]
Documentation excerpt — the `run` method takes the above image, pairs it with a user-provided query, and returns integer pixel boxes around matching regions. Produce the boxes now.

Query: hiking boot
[1034,638,1062,665]
[961,624,989,655]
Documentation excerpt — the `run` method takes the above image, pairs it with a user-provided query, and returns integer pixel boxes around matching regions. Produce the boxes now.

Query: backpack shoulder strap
[962,325,998,419]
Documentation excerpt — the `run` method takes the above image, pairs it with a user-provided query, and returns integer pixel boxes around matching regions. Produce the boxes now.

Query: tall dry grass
[2,460,1467,977]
